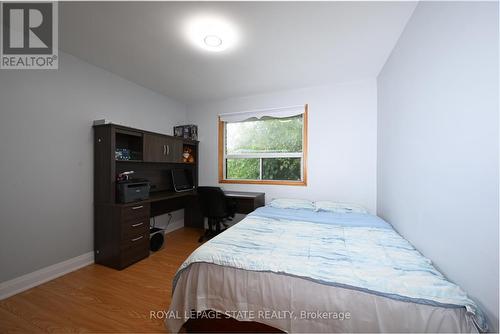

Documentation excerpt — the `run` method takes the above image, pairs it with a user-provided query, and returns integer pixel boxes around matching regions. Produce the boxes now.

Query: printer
[117,179,150,203]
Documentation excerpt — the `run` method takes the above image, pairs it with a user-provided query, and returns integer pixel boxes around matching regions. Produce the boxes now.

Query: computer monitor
[171,168,194,192]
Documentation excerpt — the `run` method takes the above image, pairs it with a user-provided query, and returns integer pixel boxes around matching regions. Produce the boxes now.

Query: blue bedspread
[249,206,392,229]
[174,207,487,332]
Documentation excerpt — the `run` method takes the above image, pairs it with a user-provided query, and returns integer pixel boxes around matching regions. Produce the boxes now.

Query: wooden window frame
[218,104,308,186]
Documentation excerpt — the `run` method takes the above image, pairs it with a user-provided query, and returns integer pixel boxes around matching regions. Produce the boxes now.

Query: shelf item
[174,124,198,140]
[115,129,143,161]
[182,143,197,164]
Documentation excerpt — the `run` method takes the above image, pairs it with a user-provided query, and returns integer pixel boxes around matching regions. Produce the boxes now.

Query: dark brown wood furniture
[93,123,199,270]
[93,123,265,270]
[183,310,284,333]
[222,191,265,214]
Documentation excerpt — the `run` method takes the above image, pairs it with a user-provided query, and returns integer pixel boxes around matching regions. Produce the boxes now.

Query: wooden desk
[223,191,265,215]
[148,190,265,228]
[94,123,201,270]
[128,190,264,226]
[95,190,265,270]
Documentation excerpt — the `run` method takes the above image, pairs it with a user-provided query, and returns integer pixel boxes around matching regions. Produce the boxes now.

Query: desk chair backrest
[197,186,229,219]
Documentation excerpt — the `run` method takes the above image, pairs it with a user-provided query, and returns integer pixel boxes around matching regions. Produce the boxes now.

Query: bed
[166,205,487,333]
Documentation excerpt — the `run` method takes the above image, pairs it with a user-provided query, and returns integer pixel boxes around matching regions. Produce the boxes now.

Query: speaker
[150,227,165,252]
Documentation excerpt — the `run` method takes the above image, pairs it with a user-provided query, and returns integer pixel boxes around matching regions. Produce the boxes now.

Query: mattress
[166,206,486,333]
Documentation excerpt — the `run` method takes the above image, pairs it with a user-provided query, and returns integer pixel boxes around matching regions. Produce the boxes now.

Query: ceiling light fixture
[204,35,223,47]
[184,15,239,53]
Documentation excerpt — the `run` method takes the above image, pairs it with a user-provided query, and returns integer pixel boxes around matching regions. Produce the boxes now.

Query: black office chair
[197,186,237,243]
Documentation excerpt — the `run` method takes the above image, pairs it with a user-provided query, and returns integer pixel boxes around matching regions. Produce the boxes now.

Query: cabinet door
[165,137,183,163]
[144,134,167,162]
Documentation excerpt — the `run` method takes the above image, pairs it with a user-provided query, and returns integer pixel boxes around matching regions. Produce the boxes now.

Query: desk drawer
[120,238,149,268]
[121,203,150,221]
[121,219,149,238]
[235,198,256,214]
[120,230,149,250]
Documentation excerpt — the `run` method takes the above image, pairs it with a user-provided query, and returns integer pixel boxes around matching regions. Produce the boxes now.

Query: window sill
[219,179,307,186]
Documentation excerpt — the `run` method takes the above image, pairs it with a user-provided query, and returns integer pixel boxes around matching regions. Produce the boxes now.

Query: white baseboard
[0,220,186,301]
[165,218,184,234]
[0,251,94,300]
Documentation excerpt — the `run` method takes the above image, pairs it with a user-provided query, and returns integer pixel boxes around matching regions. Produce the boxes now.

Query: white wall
[377,2,499,331]
[187,80,378,213]
[0,52,187,282]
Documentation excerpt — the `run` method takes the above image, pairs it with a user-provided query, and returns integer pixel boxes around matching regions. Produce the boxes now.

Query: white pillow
[268,198,315,210]
[314,201,368,214]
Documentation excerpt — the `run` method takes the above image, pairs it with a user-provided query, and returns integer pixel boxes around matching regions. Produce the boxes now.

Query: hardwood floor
[0,228,203,333]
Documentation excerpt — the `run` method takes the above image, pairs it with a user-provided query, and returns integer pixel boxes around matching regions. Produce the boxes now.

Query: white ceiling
[60,2,416,103]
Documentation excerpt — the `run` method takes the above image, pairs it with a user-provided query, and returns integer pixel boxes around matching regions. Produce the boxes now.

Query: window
[218,105,308,186]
